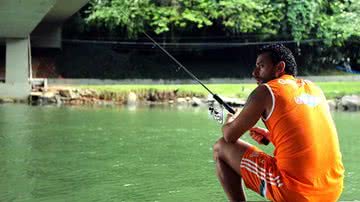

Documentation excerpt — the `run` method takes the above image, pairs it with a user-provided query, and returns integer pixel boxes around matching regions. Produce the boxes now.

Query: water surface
[0,104,358,201]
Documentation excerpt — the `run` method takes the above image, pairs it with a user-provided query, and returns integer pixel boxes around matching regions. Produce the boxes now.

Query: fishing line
[142,32,235,115]
[142,32,270,145]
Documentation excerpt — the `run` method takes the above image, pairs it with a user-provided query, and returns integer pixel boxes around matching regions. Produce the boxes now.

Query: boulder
[191,97,203,107]
[127,92,137,105]
[177,97,187,104]
[59,89,78,99]
[0,98,15,103]
[327,100,337,110]
[340,95,360,111]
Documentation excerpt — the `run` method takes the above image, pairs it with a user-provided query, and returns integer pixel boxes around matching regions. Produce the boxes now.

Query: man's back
[263,75,344,197]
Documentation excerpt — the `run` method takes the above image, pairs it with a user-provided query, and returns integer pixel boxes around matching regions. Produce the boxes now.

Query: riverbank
[17,81,360,111]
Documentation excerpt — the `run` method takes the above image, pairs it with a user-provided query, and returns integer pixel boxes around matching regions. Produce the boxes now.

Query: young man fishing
[213,44,344,201]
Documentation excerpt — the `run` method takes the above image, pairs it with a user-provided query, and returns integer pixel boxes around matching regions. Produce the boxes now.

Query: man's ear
[276,61,286,76]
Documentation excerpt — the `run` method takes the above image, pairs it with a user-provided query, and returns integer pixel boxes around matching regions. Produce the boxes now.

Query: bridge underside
[0,0,88,99]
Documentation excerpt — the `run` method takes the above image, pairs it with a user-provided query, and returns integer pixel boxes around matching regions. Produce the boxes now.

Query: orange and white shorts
[240,146,286,201]
[240,146,344,202]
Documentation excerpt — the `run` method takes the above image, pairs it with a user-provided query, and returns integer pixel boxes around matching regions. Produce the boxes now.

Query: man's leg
[213,137,253,202]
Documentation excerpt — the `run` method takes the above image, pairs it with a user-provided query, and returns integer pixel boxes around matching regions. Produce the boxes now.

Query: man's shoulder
[250,84,272,102]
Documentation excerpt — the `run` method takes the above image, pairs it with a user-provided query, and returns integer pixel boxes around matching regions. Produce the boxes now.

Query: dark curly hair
[257,44,298,76]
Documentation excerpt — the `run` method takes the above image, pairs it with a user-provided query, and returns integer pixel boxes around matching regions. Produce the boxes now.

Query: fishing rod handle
[213,94,270,145]
[213,94,236,114]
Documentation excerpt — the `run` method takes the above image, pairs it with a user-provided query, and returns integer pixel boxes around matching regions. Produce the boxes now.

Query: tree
[85,0,153,38]
[84,0,360,45]
[315,0,360,45]
[285,0,360,44]
[79,0,360,75]
[85,0,284,39]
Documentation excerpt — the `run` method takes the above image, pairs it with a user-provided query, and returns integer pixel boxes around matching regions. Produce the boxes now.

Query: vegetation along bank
[14,81,360,111]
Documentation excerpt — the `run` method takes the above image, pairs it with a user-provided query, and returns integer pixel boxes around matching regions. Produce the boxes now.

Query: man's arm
[222,85,271,143]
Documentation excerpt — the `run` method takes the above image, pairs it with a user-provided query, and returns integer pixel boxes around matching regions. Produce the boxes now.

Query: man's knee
[213,137,227,160]
[213,137,252,162]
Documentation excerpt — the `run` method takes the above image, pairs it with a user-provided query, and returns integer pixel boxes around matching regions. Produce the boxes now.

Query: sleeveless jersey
[263,74,344,195]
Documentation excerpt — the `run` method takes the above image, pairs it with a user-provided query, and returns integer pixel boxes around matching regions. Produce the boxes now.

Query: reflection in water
[1,105,34,201]
[0,104,358,201]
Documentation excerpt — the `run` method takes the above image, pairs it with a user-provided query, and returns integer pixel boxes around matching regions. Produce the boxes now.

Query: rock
[159,91,166,101]
[0,98,15,103]
[41,91,57,104]
[14,99,27,103]
[59,89,78,99]
[59,89,71,98]
[341,95,360,111]
[191,97,202,107]
[127,92,137,105]
[30,92,43,97]
[177,97,187,104]
[55,95,62,104]
[327,100,337,110]
[79,89,95,97]
[43,91,56,98]
[168,91,176,100]
[148,91,157,102]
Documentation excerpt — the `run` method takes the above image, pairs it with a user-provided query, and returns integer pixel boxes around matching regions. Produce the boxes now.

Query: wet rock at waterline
[327,100,337,111]
[191,97,202,107]
[14,88,360,111]
[0,98,15,103]
[127,92,137,105]
[340,95,360,111]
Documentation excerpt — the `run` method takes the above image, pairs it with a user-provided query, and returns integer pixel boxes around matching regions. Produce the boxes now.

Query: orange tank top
[263,74,344,194]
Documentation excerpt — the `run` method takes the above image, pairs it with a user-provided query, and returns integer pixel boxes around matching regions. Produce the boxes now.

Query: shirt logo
[294,93,322,107]
[278,79,298,88]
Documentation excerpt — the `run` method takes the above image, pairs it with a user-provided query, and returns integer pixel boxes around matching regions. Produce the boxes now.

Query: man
[213,44,344,201]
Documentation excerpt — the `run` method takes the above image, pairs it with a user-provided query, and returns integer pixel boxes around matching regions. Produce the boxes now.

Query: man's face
[252,52,277,84]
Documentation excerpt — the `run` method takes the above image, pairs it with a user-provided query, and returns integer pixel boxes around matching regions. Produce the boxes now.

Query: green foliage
[149,6,178,34]
[85,0,285,38]
[315,0,360,45]
[218,0,284,34]
[285,0,360,45]
[176,0,216,28]
[86,0,152,38]
[148,0,216,34]
[84,0,360,45]
[85,0,219,37]
[286,0,322,40]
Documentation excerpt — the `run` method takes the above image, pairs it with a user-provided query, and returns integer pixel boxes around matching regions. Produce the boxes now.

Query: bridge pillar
[0,37,31,99]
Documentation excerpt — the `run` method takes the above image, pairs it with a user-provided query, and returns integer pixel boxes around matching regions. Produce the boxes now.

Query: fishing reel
[208,101,224,124]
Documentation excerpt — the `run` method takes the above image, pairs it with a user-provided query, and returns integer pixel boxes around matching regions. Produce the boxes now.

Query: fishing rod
[143,32,270,145]
[143,32,235,114]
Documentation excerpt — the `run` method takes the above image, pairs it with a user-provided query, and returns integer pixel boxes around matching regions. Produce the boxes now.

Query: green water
[0,104,358,201]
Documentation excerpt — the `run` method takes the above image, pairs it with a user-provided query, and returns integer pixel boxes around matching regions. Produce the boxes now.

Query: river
[0,104,358,201]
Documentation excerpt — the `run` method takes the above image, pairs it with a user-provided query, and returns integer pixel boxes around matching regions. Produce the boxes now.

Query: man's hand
[222,85,270,143]
[224,108,241,124]
[249,127,270,145]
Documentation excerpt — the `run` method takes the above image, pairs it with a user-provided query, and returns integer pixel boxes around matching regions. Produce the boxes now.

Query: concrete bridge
[0,0,88,99]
